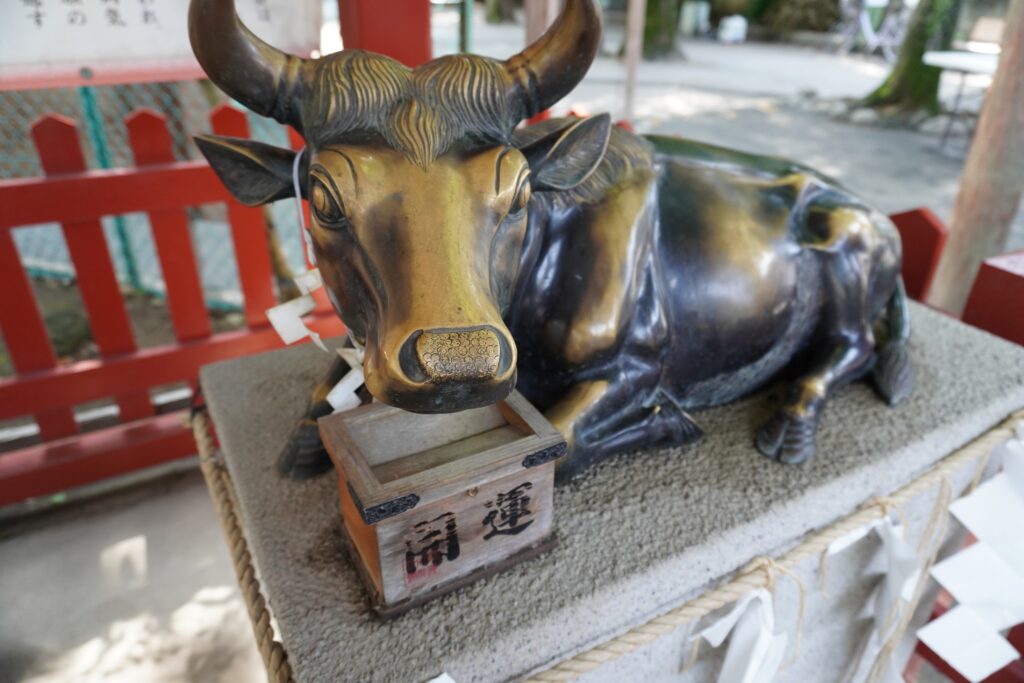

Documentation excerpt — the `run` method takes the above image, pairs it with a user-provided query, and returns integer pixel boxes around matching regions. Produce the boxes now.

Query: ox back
[509,121,905,478]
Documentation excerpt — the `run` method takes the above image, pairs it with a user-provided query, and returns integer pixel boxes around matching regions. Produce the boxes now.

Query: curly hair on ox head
[301,51,527,168]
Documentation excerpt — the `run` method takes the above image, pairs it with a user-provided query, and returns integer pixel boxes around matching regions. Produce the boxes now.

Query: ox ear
[194,134,302,206]
[519,114,612,192]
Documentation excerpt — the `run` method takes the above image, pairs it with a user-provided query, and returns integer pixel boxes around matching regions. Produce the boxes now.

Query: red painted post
[962,250,1024,346]
[337,0,432,67]
[31,115,153,423]
[127,109,212,342]
[209,105,277,328]
[889,208,950,302]
[0,231,78,439]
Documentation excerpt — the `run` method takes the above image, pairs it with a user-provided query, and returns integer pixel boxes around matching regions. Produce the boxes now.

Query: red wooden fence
[890,208,950,302]
[0,112,1018,509]
[962,250,1024,347]
[0,105,343,507]
[890,209,1024,348]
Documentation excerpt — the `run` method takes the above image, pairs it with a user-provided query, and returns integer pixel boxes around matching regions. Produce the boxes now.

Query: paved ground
[460,10,1022,249]
[644,96,1024,249]
[1,10,1019,683]
[0,470,262,683]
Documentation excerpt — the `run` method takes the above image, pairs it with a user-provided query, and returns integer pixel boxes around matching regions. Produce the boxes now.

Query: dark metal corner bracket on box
[350,486,420,526]
[189,0,911,476]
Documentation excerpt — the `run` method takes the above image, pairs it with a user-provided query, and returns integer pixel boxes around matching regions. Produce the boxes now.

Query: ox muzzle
[369,325,517,413]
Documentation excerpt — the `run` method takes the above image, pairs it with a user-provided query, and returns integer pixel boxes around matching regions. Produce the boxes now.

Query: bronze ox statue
[189,0,912,481]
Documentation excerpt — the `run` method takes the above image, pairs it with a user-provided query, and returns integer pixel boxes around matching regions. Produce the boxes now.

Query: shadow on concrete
[0,470,262,683]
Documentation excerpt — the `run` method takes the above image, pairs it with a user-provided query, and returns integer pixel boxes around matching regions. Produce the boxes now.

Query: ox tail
[871,278,913,405]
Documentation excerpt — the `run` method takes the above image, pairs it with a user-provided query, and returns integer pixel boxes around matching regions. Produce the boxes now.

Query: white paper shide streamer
[690,588,788,683]
[839,517,922,683]
[265,146,328,351]
[327,342,366,413]
[265,267,327,352]
[918,425,1024,683]
[425,673,458,683]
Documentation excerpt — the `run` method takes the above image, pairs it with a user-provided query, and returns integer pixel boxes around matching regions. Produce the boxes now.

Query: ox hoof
[663,403,704,446]
[277,419,332,480]
[756,412,817,465]
[871,342,914,406]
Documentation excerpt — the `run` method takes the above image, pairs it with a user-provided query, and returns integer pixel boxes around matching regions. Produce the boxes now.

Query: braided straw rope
[192,408,1022,683]
[525,409,1024,683]
[192,410,295,683]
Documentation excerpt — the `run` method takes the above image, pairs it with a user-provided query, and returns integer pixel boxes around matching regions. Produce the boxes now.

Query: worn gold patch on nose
[415,329,501,382]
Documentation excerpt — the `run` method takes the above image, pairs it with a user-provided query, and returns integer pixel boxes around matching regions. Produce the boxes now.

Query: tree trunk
[862,0,956,113]
[525,0,558,39]
[486,0,518,23]
[624,0,648,121]
[927,0,1024,313]
[643,0,684,59]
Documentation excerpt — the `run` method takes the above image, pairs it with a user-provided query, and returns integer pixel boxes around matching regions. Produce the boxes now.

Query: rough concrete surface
[0,471,263,683]
[201,303,1024,683]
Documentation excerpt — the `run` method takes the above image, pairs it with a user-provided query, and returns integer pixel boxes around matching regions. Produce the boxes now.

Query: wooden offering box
[319,391,566,616]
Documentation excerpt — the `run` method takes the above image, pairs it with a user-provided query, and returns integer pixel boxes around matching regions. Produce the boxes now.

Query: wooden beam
[0,411,195,507]
[927,0,1024,313]
[0,314,345,421]
[0,162,228,229]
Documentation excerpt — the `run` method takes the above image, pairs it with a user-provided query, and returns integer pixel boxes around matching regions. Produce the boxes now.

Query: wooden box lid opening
[354,402,537,484]
[320,391,565,525]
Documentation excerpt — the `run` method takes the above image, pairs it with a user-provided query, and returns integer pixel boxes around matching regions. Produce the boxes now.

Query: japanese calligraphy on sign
[399,479,544,588]
[373,470,553,607]
[0,0,320,89]
[404,512,461,583]
[483,482,535,539]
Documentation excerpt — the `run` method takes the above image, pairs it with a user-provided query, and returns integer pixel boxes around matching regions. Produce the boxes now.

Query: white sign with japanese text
[0,0,321,90]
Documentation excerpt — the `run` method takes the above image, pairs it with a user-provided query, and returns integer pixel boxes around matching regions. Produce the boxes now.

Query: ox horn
[504,0,602,118]
[188,0,308,131]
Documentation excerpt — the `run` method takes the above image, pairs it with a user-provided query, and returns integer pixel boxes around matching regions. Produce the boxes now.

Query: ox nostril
[398,330,428,383]
[398,326,509,384]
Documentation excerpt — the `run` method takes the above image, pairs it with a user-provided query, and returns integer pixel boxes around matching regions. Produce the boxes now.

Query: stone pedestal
[199,303,1024,683]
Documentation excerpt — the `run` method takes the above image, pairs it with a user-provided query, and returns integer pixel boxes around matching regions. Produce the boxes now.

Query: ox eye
[310,178,346,226]
[508,181,530,217]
